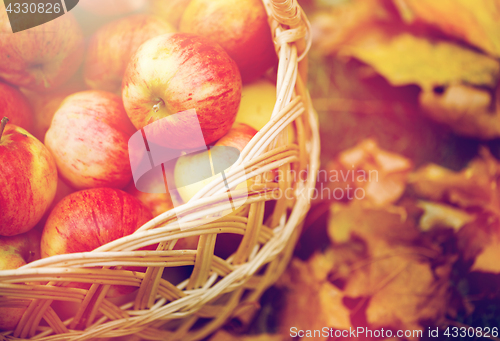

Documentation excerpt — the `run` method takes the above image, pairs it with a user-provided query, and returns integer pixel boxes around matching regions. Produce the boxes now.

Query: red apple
[122,32,242,149]
[0,118,58,236]
[0,228,41,273]
[33,178,76,233]
[79,0,147,16]
[214,122,258,150]
[124,178,174,218]
[0,81,34,133]
[124,178,200,250]
[44,91,136,190]
[84,14,175,93]
[0,229,41,330]
[148,0,192,28]
[179,0,277,83]
[174,123,257,202]
[21,74,87,142]
[0,10,84,92]
[41,188,153,296]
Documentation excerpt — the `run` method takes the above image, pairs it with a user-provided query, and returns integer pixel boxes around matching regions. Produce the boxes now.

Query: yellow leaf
[341,30,500,91]
[327,204,451,337]
[364,257,450,337]
[328,204,417,254]
[420,84,500,139]
[471,234,500,274]
[278,252,352,340]
[326,139,412,208]
[417,201,475,232]
[395,0,500,58]
[409,147,500,212]
[311,0,394,56]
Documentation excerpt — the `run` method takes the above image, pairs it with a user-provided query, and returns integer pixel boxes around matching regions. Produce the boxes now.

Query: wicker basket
[0,0,320,339]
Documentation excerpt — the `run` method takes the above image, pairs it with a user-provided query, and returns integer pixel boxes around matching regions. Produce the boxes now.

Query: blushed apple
[33,178,75,233]
[174,123,257,203]
[180,0,277,83]
[122,32,242,149]
[41,188,153,297]
[78,0,147,16]
[148,0,192,28]
[0,10,84,92]
[124,176,174,218]
[0,229,41,330]
[0,118,57,236]
[45,91,136,190]
[0,81,34,133]
[124,178,199,250]
[21,74,87,142]
[84,15,175,93]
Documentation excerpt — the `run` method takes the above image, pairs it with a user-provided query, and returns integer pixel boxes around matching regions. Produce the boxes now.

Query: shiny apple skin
[0,82,34,133]
[0,11,84,92]
[122,32,242,149]
[40,188,153,296]
[41,188,152,257]
[180,0,277,83]
[84,14,175,93]
[45,91,137,190]
[0,125,57,236]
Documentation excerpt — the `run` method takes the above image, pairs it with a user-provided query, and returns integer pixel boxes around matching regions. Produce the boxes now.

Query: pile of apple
[0,0,283,331]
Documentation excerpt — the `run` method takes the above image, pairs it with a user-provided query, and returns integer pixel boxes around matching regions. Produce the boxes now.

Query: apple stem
[0,117,8,140]
[152,100,162,113]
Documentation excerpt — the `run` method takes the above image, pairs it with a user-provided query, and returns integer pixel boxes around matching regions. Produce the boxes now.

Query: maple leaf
[417,200,475,232]
[458,213,500,275]
[328,204,452,337]
[472,236,500,274]
[393,0,500,58]
[325,139,413,207]
[311,0,395,57]
[339,29,500,92]
[277,250,352,341]
[409,147,500,214]
[419,84,500,139]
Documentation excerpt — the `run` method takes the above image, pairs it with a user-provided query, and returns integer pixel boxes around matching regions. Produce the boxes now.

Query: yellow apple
[0,229,41,330]
[148,0,192,28]
[235,80,296,144]
[235,79,276,131]
[175,123,257,203]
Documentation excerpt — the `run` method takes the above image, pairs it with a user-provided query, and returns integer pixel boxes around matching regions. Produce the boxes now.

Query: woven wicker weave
[0,0,320,339]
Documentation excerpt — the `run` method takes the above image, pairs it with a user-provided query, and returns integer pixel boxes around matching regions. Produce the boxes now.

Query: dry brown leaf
[328,203,419,252]
[417,200,476,232]
[362,255,450,336]
[472,236,500,274]
[409,147,500,213]
[420,84,500,139]
[328,204,451,337]
[458,214,500,274]
[277,251,352,340]
[326,139,412,207]
[394,0,500,58]
[311,0,394,56]
[340,29,500,91]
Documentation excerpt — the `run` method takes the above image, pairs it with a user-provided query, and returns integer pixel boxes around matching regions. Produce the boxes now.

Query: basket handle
[264,0,311,62]
[268,0,303,28]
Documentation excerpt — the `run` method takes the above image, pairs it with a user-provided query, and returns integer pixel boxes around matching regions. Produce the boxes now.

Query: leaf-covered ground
[207,0,500,340]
